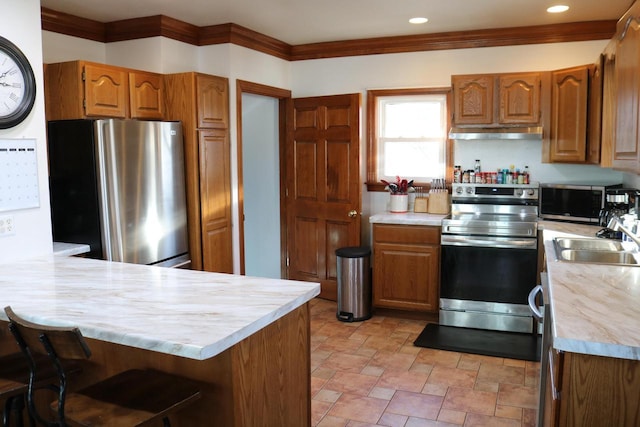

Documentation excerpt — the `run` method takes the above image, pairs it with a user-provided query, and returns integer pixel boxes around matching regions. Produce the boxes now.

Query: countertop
[53,242,91,256]
[369,212,447,226]
[542,221,640,361]
[0,255,320,361]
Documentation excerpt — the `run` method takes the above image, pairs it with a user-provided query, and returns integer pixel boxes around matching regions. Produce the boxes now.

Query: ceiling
[40,0,634,46]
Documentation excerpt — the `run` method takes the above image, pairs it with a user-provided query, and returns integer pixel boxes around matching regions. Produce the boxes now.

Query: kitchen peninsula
[0,255,320,426]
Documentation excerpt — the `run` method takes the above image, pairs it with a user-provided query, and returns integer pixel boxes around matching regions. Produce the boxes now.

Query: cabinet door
[613,14,640,172]
[452,75,494,125]
[196,74,229,129]
[498,73,541,124]
[129,71,164,119]
[549,66,589,163]
[373,242,439,312]
[199,129,233,273]
[83,63,128,118]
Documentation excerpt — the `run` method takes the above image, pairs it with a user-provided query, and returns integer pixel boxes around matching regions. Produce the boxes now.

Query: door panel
[286,94,361,300]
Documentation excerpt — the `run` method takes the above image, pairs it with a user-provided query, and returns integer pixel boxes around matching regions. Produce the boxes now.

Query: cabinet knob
[348,210,358,218]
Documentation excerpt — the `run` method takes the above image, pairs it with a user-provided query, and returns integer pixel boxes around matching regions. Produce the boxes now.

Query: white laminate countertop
[542,221,640,361]
[0,255,320,361]
[53,242,91,257]
[369,212,447,226]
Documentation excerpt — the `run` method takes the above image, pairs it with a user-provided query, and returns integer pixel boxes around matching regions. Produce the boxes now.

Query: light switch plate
[0,215,15,237]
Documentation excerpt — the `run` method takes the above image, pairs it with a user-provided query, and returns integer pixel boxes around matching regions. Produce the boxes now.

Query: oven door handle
[528,285,544,321]
[441,235,538,249]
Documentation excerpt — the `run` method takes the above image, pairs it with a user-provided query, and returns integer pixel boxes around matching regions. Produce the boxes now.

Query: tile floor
[309,298,539,427]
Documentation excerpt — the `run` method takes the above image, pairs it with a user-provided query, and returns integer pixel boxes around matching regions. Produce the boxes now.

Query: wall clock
[0,35,36,129]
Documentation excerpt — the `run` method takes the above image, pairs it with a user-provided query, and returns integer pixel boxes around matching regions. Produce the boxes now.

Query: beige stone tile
[385,390,443,420]
[369,386,396,400]
[369,351,418,372]
[415,348,461,368]
[497,383,538,409]
[463,413,521,426]
[437,408,466,424]
[321,352,372,374]
[327,393,389,424]
[324,371,379,396]
[494,404,522,420]
[378,412,409,427]
[377,369,430,393]
[477,363,525,385]
[421,382,449,397]
[442,387,497,416]
[317,415,349,427]
[427,365,477,389]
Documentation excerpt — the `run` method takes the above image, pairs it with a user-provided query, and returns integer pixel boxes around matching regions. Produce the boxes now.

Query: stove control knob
[466,187,474,195]
[515,189,524,197]
[527,189,536,196]
[455,186,464,195]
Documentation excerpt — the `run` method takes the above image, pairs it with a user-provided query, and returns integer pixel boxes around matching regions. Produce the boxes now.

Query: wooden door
[199,129,233,273]
[452,75,494,125]
[498,73,541,124]
[83,63,128,118]
[286,94,361,300]
[613,14,640,172]
[549,66,589,163]
[129,71,164,119]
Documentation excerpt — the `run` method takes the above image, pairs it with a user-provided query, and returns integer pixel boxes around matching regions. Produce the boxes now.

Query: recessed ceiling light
[409,17,428,24]
[547,5,569,13]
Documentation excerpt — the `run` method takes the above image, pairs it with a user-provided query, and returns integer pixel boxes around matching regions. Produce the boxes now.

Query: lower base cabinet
[545,347,640,426]
[372,224,440,312]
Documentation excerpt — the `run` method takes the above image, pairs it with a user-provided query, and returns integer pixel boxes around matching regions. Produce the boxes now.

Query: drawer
[373,224,440,245]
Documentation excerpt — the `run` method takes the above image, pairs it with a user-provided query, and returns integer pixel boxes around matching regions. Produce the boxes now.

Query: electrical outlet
[0,215,15,237]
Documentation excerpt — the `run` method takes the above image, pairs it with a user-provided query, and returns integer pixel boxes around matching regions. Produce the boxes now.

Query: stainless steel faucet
[607,216,640,248]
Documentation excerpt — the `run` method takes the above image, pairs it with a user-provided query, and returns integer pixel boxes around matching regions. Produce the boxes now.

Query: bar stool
[0,345,74,426]
[4,307,201,427]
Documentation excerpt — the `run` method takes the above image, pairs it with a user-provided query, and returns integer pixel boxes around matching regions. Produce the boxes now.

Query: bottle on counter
[454,165,462,183]
[524,165,530,184]
[474,159,481,173]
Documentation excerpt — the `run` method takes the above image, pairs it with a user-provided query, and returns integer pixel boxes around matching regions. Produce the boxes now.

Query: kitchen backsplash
[454,139,623,184]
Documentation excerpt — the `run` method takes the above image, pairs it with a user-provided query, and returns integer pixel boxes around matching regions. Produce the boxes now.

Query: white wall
[0,0,52,262]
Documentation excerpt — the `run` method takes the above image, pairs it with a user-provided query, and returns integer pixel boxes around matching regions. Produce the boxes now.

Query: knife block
[427,192,450,214]
[413,197,428,213]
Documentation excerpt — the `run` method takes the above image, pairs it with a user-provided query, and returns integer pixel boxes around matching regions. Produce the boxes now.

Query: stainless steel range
[440,183,539,333]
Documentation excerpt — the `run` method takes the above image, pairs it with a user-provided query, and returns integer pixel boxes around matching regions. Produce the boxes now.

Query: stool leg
[3,394,26,427]
[162,417,171,427]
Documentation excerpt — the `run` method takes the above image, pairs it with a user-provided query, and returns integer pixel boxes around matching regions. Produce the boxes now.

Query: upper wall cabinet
[452,72,542,126]
[547,65,591,163]
[45,61,164,121]
[612,2,640,173]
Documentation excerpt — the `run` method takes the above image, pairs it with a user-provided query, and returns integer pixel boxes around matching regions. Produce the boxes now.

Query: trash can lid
[335,246,371,258]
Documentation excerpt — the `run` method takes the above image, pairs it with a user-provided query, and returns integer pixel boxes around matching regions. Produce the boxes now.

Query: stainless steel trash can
[336,246,371,322]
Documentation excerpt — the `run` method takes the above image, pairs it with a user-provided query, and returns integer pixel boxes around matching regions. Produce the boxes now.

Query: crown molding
[40,7,616,62]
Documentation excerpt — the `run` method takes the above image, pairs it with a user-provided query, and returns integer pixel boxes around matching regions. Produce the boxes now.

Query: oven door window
[441,245,538,304]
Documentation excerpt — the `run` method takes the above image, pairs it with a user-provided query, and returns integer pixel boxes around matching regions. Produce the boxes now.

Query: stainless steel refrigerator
[48,119,189,268]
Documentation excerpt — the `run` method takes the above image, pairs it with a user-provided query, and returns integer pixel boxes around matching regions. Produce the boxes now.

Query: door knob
[348,210,358,218]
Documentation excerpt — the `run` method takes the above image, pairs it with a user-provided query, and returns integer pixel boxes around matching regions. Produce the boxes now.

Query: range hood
[449,126,543,140]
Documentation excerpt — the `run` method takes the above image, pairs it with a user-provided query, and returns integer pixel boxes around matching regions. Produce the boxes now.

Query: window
[367,88,452,191]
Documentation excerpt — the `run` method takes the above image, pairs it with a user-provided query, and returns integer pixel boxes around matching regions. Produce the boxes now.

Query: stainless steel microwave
[539,183,622,223]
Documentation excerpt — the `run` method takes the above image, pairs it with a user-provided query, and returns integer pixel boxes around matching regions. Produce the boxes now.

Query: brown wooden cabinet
[547,66,590,163]
[372,224,440,312]
[164,72,232,273]
[452,72,542,126]
[45,61,163,121]
[613,2,640,173]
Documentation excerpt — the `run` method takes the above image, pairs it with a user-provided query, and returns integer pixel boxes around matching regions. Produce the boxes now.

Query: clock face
[0,36,36,129]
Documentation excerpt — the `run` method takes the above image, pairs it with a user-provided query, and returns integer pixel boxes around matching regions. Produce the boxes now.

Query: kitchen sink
[553,237,639,266]
[557,249,639,265]
[554,238,624,252]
